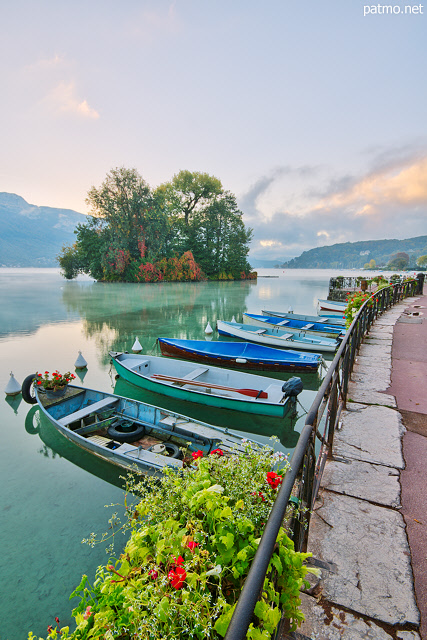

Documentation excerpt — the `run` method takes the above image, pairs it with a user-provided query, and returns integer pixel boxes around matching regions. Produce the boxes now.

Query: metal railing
[224,275,424,640]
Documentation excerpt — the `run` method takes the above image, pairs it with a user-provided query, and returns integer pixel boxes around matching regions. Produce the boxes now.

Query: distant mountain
[281,237,427,269]
[0,193,88,267]
[248,257,294,269]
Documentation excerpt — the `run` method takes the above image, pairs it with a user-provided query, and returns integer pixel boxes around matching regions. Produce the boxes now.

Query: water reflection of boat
[24,406,126,489]
[113,378,303,452]
[25,385,259,478]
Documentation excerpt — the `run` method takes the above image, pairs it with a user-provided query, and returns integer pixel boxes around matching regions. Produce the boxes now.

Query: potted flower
[34,370,76,399]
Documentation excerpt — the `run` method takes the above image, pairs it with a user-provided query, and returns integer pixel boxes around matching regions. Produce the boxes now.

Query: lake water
[0,267,349,639]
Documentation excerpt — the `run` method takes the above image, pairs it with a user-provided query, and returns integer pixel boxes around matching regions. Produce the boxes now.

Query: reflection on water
[25,407,128,490]
[0,267,341,638]
[113,377,303,452]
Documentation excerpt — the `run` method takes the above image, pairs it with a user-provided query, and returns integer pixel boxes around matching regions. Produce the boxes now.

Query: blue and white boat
[243,313,345,338]
[217,320,340,353]
[261,309,346,328]
[23,383,259,476]
[158,338,322,372]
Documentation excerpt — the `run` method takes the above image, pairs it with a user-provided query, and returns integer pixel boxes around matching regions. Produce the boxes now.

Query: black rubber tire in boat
[22,374,37,404]
[149,442,181,459]
[107,422,146,443]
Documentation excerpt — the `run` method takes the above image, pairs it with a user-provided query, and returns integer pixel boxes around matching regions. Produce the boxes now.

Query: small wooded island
[58,168,255,283]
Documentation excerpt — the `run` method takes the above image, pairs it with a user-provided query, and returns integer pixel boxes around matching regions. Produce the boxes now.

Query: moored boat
[110,352,301,418]
[158,337,322,372]
[217,320,340,353]
[261,309,346,328]
[22,382,259,476]
[243,313,344,338]
[317,299,347,313]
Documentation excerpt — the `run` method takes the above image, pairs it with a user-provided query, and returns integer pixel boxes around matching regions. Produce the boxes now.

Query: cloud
[241,150,427,261]
[314,156,427,214]
[43,82,99,119]
[25,54,65,72]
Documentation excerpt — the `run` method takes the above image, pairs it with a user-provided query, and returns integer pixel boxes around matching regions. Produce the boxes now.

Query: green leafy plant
[344,291,373,328]
[28,441,317,639]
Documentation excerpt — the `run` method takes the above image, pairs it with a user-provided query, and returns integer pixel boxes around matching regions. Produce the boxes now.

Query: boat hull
[34,385,254,476]
[317,299,347,312]
[158,338,321,373]
[111,352,292,418]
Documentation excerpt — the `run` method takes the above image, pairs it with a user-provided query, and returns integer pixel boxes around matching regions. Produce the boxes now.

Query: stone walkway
[287,294,427,640]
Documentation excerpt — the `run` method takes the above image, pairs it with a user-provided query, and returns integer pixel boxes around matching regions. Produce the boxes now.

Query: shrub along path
[283,291,426,640]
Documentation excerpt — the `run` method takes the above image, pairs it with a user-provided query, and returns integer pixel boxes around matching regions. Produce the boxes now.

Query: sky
[1,0,426,261]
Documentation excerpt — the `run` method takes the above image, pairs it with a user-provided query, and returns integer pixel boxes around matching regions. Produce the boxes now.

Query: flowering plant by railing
[28,441,318,640]
[34,370,76,391]
[344,291,374,328]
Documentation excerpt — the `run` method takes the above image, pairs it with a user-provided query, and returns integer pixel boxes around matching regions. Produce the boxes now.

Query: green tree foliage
[387,252,409,270]
[416,254,427,268]
[86,167,170,263]
[57,243,81,279]
[59,167,253,282]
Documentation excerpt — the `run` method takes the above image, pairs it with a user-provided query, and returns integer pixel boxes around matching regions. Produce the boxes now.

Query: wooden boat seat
[58,397,119,426]
[87,435,112,447]
[180,367,209,381]
[278,333,294,341]
[252,329,267,334]
[277,319,289,325]
[301,324,314,329]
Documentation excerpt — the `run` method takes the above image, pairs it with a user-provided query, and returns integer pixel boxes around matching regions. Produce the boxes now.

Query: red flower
[55,617,60,624]
[191,450,203,460]
[173,555,184,565]
[210,448,224,456]
[168,566,186,589]
[148,568,158,579]
[251,491,265,502]
[266,471,283,489]
[187,540,199,552]
[47,626,53,633]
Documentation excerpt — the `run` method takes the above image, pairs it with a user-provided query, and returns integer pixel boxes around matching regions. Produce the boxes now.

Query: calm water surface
[0,267,349,639]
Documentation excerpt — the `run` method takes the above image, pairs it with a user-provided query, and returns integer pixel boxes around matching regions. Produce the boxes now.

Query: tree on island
[386,252,409,271]
[58,167,253,282]
[416,254,427,269]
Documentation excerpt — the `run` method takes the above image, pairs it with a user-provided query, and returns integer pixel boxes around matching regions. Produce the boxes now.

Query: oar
[151,374,268,399]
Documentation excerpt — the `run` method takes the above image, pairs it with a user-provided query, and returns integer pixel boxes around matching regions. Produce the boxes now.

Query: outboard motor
[282,377,303,398]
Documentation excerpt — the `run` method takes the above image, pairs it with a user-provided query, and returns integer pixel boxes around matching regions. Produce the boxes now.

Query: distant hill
[281,236,427,269]
[249,257,294,269]
[0,193,88,267]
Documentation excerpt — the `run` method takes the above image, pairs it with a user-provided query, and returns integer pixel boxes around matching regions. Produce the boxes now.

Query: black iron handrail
[224,275,424,640]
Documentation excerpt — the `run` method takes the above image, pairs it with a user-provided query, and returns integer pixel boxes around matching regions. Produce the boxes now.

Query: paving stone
[307,492,419,625]
[334,403,404,468]
[295,593,420,639]
[347,385,396,408]
[354,355,391,366]
[358,344,392,357]
[363,337,393,346]
[321,459,401,507]
[350,366,391,392]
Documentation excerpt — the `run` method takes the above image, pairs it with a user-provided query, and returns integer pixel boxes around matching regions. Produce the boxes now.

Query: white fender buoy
[231,316,236,323]
[132,338,143,353]
[205,322,213,335]
[74,351,88,369]
[288,306,293,314]
[5,372,22,396]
